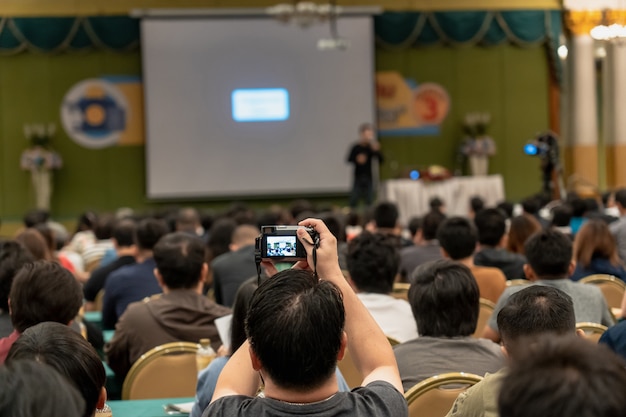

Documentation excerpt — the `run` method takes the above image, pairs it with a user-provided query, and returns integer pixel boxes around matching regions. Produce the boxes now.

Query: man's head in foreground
[245,268,345,391]
[499,334,626,417]
[523,229,573,280]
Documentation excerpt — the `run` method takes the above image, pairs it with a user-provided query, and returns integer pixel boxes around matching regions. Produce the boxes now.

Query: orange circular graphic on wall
[413,83,450,126]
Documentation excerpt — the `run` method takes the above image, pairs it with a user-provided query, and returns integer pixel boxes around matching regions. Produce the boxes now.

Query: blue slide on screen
[231,88,290,122]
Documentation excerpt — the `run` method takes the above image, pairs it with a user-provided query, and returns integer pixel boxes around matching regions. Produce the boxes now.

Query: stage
[379,175,505,225]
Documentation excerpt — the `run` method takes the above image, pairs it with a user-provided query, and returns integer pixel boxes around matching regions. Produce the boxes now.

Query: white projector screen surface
[142,17,374,199]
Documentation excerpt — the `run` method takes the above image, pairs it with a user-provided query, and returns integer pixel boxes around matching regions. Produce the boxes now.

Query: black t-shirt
[347,143,383,181]
[204,381,407,417]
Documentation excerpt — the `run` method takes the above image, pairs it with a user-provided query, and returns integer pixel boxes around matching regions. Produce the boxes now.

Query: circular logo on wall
[60,79,129,149]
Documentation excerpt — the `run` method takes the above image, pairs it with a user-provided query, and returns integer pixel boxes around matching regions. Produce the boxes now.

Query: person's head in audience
[74,211,97,234]
[570,197,587,218]
[498,334,626,417]
[497,286,576,360]
[10,261,83,334]
[407,216,422,244]
[176,207,201,235]
[550,204,573,228]
[246,268,345,391]
[573,219,620,269]
[207,218,237,261]
[7,322,106,417]
[32,223,56,256]
[421,210,446,242]
[93,215,115,242]
[409,259,478,337]
[523,229,573,281]
[371,202,400,232]
[437,217,477,261]
[0,360,85,417]
[583,197,600,215]
[153,233,207,292]
[347,232,399,294]
[615,188,626,215]
[319,212,346,243]
[111,219,137,254]
[229,279,258,356]
[228,225,260,252]
[506,215,541,255]
[429,197,445,214]
[15,229,52,261]
[520,196,541,216]
[602,190,615,210]
[135,218,169,254]
[474,208,507,248]
[469,196,485,218]
[23,209,49,228]
[0,240,33,314]
[289,200,314,224]
[496,201,514,219]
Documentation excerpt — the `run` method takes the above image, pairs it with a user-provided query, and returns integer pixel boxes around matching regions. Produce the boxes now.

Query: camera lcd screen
[265,235,298,258]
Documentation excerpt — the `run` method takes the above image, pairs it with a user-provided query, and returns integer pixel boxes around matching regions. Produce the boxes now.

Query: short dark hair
[524,230,572,278]
[0,240,34,311]
[94,215,115,240]
[470,196,485,214]
[319,213,346,243]
[408,217,422,238]
[474,208,506,246]
[521,196,541,215]
[429,197,444,212]
[135,218,169,251]
[550,204,572,228]
[246,269,345,391]
[176,207,200,233]
[496,201,514,219]
[9,261,83,333]
[373,202,399,229]
[112,219,137,247]
[615,188,626,208]
[347,232,399,294]
[0,360,85,417]
[7,322,106,417]
[23,209,49,228]
[437,217,477,260]
[153,233,206,289]
[499,335,626,417]
[497,286,575,359]
[230,278,258,356]
[422,210,446,241]
[570,197,587,217]
[583,197,599,214]
[409,259,479,337]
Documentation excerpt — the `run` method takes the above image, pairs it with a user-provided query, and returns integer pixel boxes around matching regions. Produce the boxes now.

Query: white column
[606,41,626,187]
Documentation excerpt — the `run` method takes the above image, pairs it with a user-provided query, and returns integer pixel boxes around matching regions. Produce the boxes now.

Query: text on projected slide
[231,88,290,122]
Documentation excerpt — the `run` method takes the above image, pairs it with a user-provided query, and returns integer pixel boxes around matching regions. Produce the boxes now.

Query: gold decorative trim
[565,10,603,36]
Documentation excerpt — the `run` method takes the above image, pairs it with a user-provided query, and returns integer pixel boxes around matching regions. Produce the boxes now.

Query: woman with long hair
[571,219,626,282]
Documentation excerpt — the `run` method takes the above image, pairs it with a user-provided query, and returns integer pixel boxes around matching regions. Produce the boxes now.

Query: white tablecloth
[379,175,505,226]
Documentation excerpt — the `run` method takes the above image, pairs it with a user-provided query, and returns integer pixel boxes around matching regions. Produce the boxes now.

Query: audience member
[498,334,626,417]
[474,208,526,280]
[495,201,514,219]
[347,232,417,342]
[106,232,231,379]
[0,261,83,363]
[15,228,52,261]
[469,196,485,219]
[520,196,549,229]
[399,210,445,279]
[394,260,504,392]
[571,219,626,281]
[176,207,204,237]
[212,224,260,307]
[407,216,422,245]
[0,360,84,417]
[102,218,168,330]
[429,196,445,214]
[446,285,578,417]
[205,219,407,417]
[569,196,587,234]
[506,215,541,255]
[0,240,33,337]
[81,215,115,273]
[599,318,626,361]
[482,229,613,342]
[583,196,617,224]
[66,211,98,256]
[83,219,137,311]
[33,223,76,273]
[610,188,626,263]
[207,218,237,262]
[319,212,348,270]
[368,202,412,247]
[437,217,506,303]
[7,322,107,417]
[550,204,573,238]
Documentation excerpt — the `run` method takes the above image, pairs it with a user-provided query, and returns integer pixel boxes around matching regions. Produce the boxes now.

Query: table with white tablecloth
[379,175,505,226]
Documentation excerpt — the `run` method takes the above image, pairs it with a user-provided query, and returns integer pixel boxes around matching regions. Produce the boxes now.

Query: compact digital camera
[256,225,319,262]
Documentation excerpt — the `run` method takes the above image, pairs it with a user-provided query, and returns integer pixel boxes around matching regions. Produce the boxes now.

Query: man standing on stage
[347,123,383,208]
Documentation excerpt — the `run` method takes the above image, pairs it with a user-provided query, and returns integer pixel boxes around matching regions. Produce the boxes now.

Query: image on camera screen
[266,235,297,257]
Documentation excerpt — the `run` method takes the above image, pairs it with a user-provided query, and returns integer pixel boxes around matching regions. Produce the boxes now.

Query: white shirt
[357,293,418,343]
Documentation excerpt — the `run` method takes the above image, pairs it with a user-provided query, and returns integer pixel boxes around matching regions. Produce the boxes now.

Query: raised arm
[297,219,403,393]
